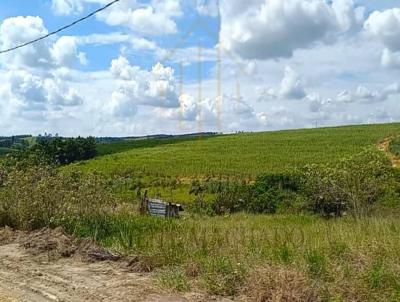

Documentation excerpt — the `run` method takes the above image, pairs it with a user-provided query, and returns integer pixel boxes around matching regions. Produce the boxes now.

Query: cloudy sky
[0,0,399,136]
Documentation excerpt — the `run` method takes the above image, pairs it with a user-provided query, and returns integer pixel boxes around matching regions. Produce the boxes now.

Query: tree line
[10,136,97,166]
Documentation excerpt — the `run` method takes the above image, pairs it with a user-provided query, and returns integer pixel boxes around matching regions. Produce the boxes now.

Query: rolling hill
[73,123,400,179]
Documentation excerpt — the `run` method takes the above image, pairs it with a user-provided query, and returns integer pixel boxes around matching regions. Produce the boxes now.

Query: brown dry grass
[241,266,320,302]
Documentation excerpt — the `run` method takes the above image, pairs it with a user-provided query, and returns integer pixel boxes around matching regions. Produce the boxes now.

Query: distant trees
[8,136,97,166]
[0,135,31,149]
[32,137,97,165]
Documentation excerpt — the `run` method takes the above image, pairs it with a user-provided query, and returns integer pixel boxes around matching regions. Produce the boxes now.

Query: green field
[96,135,211,157]
[74,123,400,179]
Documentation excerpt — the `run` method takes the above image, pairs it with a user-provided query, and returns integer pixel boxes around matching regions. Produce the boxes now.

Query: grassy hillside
[74,123,400,179]
[0,147,11,157]
[96,135,215,157]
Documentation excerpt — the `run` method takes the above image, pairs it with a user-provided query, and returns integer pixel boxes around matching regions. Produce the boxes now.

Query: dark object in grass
[87,250,121,261]
[140,191,183,218]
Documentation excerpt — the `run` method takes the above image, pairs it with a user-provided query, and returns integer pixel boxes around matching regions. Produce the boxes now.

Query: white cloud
[51,0,182,35]
[51,36,87,66]
[336,90,353,103]
[219,0,364,60]
[0,16,86,69]
[154,94,217,122]
[3,69,82,114]
[232,98,255,118]
[332,82,400,104]
[257,66,306,100]
[96,0,182,36]
[381,48,400,68]
[51,0,84,16]
[0,16,84,125]
[279,66,307,99]
[364,8,400,68]
[257,106,295,128]
[0,16,52,68]
[108,56,180,118]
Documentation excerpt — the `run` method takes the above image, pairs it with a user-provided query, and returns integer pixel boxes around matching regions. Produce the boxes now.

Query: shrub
[253,172,300,193]
[389,137,400,157]
[0,165,115,230]
[211,183,250,215]
[247,190,280,214]
[301,149,394,218]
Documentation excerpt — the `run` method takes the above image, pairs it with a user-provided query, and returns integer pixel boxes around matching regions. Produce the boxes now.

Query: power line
[0,0,121,54]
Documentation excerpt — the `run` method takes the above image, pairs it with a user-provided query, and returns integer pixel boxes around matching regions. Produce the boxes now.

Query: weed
[157,267,190,292]
[305,250,327,279]
[202,257,246,296]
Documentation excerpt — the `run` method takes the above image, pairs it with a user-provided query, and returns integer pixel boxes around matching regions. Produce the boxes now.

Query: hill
[73,123,400,179]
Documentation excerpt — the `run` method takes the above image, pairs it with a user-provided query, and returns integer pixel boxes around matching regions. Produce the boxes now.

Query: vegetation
[96,133,217,156]
[65,124,400,204]
[389,137,400,157]
[0,147,11,156]
[301,149,396,218]
[1,123,400,300]
[9,136,97,166]
[0,165,114,230]
[74,124,400,179]
[0,135,32,156]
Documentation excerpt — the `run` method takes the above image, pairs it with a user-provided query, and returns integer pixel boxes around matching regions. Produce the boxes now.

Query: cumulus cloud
[0,16,84,122]
[365,8,400,68]
[279,66,307,99]
[51,0,182,35]
[257,106,296,128]
[333,83,400,104]
[258,66,306,100]
[51,36,88,66]
[0,16,52,68]
[219,0,364,60]
[96,0,182,36]
[51,0,84,16]
[3,69,82,114]
[0,16,86,69]
[154,94,217,122]
[232,98,255,118]
[108,56,180,118]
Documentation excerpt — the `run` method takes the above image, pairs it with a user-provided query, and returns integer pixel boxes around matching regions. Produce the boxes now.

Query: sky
[0,0,400,136]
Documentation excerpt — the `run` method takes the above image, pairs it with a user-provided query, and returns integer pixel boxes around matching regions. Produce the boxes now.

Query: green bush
[247,190,280,214]
[0,165,115,230]
[301,149,394,218]
[389,138,400,157]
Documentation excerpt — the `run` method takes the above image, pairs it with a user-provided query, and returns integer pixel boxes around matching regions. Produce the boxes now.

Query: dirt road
[378,138,400,168]
[0,228,230,302]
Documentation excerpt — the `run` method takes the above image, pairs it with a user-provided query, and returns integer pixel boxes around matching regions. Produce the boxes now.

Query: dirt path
[0,229,230,302]
[378,138,400,168]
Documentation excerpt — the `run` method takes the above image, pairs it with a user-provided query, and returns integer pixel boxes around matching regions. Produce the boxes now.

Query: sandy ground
[0,228,232,302]
[378,138,400,168]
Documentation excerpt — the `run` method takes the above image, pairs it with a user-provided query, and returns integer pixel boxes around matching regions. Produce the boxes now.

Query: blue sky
[0,0,400,136]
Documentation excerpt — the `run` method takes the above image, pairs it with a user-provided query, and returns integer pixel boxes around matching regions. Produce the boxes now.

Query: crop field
[96,135,213,157]
[74,123,400,179]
